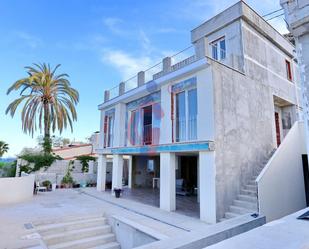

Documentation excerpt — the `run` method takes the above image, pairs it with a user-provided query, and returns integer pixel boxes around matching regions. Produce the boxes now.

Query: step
[44,225,112,245]
[225,212,239,219]
[243,184,257,192]
[237,194,257,203]
[33,214,104,226]
[219,218,228,222]
[230,205,255,215]
[247,180,257,185]
[240,189,257,197]
[49,233,116,249]
[37,217,107,236]
[88,242,121,249]
[233,200,257,210]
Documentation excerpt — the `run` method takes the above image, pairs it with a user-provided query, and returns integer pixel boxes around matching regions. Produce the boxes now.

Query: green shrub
[19,153,62,173]
[76,155,96,173]
[0,161,16,177]
[42,180,52,189]
[61,160,74,185]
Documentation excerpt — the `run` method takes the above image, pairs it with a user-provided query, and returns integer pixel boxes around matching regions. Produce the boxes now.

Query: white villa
[95,1,305,224]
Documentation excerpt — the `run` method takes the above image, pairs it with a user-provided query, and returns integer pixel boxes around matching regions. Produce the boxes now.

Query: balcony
[143,124,152,145]
[103,46,197,103]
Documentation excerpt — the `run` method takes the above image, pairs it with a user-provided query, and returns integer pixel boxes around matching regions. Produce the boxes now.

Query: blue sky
[0,0,287,157]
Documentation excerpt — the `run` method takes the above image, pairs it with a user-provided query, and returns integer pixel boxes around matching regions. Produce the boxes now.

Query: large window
[175,88,197,142]
[104,113,114,148]
[211,37,226,61]
[176,91,186,142]
[130,110,140,146]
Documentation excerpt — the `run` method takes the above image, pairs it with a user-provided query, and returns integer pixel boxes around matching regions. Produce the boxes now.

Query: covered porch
[96,142,216,223]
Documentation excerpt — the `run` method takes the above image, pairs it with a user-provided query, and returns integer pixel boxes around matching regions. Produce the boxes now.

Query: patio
[116,188,200,218]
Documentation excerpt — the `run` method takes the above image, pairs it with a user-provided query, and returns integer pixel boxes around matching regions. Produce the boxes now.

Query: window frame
[210,36,226,61]
[173,86,198,142]
[285,59,293,82]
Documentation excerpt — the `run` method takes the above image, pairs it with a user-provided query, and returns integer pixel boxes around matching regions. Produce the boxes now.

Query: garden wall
[0,174,34,204]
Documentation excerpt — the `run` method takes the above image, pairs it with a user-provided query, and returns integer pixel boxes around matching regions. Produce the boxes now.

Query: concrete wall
[257,121,307,222]
[212,60,275,219]
[0,174,34,204]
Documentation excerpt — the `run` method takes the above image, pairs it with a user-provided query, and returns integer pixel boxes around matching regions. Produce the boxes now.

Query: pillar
[119,82,125,95]
[97,155,107,191]
[162,57,172,73]
[199,151,216,223]
[104,90,110,102]
[128,155,133,188]
[112,155,124,191]
[137,71,145,86]
[160,152,176,211]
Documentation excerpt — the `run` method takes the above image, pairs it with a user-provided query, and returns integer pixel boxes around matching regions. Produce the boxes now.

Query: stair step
[37,217,107,236]
[240,189,257,197]
[238,194,257,203]
[230,205,255,215]
[33,214,104,226]
[44,225,112,245]
[225,212,239,219]
[233,199,257,210]
[49,233,116,249]
[247,180,257,185]
[219,218,228,222]
[88,242,121,249]
[243,184,257,191]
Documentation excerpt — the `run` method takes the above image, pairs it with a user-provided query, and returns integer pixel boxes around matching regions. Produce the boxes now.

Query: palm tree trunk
[43,103,51,153]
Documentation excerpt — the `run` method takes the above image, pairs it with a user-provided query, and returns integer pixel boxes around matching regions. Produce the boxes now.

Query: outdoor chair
[35,181,47,193]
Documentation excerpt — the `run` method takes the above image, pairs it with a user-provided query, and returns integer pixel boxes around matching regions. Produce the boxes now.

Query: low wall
[0,174,34,204]
[257,121,307,222]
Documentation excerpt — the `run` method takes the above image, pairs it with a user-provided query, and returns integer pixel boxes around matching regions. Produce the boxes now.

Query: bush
[0,161,16,177]
[61,160,74,187]
[76,155,96,173]
[19,153,62,173]
[42,180,52,189]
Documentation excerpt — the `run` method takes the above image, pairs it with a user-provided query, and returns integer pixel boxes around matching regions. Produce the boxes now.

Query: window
[104,113,114,148]
[188,89,197,140]
[142,105,152,145]
[147,159,154,172]
[130,110,140,146]
[176,91,186,142]
[285,60,292,81]
[175,88,198,142]
[211,37,226,61]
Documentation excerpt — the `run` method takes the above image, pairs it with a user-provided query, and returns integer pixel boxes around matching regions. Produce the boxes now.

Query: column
[199,151,216,223]
[112,154,124,192]
[160,152,176,211]
[128,155,133,188]
[97,154,107,191]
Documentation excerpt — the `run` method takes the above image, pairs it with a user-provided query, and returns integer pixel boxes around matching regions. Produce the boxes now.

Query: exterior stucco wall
[212,61,275,219]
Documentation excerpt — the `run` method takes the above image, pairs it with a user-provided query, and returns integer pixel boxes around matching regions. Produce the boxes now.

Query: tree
[0,141,9,157]
[6,63,79,154]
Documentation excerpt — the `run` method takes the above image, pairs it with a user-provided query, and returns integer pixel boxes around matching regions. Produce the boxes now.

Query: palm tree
[0,141,9,157]
[6,63,79,153]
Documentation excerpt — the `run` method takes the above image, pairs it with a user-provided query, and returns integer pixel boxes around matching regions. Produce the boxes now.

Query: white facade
[96,1,302,223]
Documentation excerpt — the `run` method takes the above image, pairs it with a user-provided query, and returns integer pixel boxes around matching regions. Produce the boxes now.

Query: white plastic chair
[36,181,47,193]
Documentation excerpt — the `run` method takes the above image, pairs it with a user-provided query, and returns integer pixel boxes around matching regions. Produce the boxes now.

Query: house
[95,1,302,223]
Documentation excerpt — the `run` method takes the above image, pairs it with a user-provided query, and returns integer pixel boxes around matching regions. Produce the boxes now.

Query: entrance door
[275,112,281,147]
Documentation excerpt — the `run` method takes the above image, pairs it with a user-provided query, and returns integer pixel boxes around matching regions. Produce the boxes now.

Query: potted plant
[114,188,122,198]
[61,161,74,188]
[42,180,52,191]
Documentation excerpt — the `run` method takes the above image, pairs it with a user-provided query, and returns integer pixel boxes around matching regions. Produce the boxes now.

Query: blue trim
[111,141,210,154]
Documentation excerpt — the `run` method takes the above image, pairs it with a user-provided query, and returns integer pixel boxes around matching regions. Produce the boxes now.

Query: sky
[0,0,288,157]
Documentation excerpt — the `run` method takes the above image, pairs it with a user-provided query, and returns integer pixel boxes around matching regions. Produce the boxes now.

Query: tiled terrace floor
[119,188,200,218]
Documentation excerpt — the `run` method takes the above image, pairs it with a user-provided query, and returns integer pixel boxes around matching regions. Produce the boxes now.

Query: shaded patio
[119,188,200,218]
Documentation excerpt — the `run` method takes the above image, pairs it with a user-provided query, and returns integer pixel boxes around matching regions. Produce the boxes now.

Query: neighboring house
[53,143,96,160]
[96,1,302,223]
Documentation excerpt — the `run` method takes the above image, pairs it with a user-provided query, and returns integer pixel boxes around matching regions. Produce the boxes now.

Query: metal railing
[104,45,197,102]
[143,124,152,145]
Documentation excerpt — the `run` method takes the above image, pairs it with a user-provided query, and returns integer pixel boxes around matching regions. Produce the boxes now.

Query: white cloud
[103,17,128,36]
[13,31,42,48]
[101,49,155,80]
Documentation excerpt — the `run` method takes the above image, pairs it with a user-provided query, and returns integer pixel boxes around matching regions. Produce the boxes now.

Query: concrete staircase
[34,214,120,249]
[220,150,276,222]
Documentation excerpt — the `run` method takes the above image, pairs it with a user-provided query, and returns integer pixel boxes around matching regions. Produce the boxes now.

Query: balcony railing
[143,124,152,145]
[104,45,197,103]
